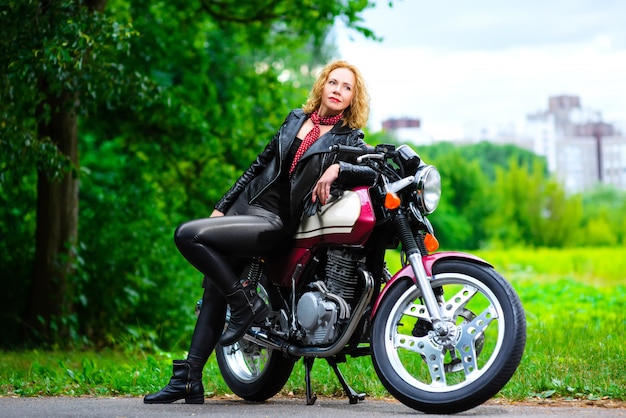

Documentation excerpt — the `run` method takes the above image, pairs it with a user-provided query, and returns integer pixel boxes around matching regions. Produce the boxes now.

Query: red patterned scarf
[289,110,343,175]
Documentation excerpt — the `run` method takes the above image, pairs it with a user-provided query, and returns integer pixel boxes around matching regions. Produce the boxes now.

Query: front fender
[371,251,492,318]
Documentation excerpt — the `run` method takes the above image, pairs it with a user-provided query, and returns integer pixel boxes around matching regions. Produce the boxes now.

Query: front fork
[406,252,446,332]
[394,211,446,335]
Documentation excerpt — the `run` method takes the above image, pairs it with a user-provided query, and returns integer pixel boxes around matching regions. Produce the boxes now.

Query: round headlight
[415,165,441,214]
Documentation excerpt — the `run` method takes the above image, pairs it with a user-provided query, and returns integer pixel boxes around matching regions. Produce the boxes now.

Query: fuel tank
[266,187,376,287]
[293,187,376,247]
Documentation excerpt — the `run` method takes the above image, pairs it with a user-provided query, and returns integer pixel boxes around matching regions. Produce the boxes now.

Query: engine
[296,249,363,345]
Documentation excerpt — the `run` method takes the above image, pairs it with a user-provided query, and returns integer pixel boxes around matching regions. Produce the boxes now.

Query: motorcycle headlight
[415,165,441,214]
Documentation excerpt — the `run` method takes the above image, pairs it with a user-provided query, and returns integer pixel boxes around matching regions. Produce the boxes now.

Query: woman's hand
[312,163,340,205]
[210,209,224,217]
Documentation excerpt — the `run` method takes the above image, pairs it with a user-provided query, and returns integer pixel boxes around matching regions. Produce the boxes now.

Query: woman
[144,60,377,404]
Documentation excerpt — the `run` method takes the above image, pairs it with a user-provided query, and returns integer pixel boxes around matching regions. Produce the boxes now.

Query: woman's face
[318,67,355,117]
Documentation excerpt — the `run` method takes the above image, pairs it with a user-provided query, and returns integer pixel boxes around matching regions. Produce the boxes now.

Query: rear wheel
[371,260,526,414]
[216,276,296,401]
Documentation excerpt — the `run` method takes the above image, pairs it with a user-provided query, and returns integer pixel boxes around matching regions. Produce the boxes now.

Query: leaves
[0,0,381,348]
[0,0,150,182]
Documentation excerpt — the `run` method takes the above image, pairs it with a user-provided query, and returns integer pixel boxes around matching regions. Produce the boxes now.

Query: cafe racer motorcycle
[204,143,526,414]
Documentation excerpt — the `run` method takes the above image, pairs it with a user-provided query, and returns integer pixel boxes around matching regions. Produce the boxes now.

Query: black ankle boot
[143,360,204,404]
[219,281,269,346]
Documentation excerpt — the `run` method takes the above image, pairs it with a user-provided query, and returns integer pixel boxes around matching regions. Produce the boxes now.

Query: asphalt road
[1,396,625,418]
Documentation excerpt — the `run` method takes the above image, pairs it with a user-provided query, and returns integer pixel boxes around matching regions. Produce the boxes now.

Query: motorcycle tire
[371,259,526,414]
[216,276,296,402]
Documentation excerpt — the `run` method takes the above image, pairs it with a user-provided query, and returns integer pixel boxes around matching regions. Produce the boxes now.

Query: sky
[335,0,626,140]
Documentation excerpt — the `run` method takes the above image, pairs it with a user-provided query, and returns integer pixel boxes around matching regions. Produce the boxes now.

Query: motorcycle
[207,143,526,414]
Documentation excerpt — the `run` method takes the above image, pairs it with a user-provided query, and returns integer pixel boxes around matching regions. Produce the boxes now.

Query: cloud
[357,0,626,51]
[335,0,626,137]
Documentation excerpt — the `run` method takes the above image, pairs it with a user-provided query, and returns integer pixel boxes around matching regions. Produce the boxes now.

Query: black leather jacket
[215,109,377,222]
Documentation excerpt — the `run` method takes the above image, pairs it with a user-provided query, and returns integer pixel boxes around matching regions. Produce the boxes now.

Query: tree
[486,158,582,248]
[408,141,544,249]
[1,0,145,343]
[412,141,584,249]
[425,149,491,249]
[1,0,379,346]
[578,185,626,246]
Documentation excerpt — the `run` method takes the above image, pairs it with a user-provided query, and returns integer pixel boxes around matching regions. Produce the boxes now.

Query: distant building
[382,118,421,130]
[382,96,626,193]
[381,117,434,145]
[525,95,626,193]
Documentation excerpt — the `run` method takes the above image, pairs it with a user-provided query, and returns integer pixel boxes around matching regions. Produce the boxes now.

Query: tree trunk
[24,88,80,343]
[22,0,107,344]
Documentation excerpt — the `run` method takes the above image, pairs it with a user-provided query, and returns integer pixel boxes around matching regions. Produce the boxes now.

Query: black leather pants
[174,204,289,365]
[174,203,289,283]
[187,280,226,365]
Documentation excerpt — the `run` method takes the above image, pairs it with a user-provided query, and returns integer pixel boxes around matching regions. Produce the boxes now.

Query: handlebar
[329,143,397,164]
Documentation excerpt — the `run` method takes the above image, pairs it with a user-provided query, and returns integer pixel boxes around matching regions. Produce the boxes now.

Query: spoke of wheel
[455,304,497,377]
[393,333,448,386]
[243,347,267,376]
[243,354,258,375]
[402,302,431,321]
[442,284,478,320]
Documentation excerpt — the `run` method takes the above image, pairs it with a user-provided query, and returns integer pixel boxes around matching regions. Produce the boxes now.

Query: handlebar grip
[329,144,376,163]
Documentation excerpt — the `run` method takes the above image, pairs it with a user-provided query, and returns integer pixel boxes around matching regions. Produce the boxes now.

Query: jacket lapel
[278,109,307,163]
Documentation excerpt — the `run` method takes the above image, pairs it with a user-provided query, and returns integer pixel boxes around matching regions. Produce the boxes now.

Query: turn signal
[384,192,401,210]
[424,233,439,252]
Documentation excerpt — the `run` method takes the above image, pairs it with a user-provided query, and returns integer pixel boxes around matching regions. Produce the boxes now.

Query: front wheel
[216,276,296,401]
[371,260,526,414]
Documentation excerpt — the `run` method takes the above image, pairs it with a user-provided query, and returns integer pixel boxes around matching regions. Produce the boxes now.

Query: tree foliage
[0,0,377,348]
[398,140,621,251]
[0,0,147,180]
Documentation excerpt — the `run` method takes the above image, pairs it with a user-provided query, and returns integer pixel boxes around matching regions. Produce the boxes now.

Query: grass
[473,246,626,286]
[473,246,626,401]
[501,279,625,401]
[1,247,625,402]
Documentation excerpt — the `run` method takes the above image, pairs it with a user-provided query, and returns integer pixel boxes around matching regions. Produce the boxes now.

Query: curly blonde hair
[302,60,370,129]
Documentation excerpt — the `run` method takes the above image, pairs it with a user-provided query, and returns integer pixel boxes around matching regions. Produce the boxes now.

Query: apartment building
[525,95,626,193]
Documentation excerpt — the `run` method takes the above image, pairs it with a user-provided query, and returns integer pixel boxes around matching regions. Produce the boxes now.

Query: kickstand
[304,357,317,405]
[326,357,366,404]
